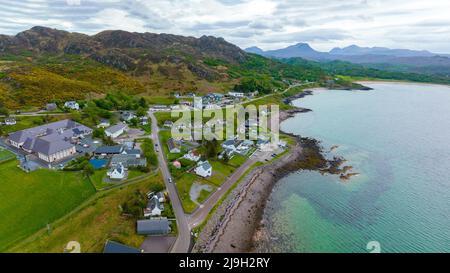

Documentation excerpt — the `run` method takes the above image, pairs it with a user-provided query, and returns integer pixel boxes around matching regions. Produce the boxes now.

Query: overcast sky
[0,0,449,53]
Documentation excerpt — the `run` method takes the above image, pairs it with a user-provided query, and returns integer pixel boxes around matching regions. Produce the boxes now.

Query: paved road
[149,111,191,253]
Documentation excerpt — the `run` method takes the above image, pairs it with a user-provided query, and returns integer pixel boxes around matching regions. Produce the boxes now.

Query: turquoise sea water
[262,83,450,253]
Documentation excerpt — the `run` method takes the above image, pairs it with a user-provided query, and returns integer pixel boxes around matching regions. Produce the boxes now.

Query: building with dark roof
[167,138,180,153]
[103,240,142,253]
[105,123,128,139]
[137,218,170,235]
[94,145,125,155]
[7,119,92,163]
[110,154,147,168]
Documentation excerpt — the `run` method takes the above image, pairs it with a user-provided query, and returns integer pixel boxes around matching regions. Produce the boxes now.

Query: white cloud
[0,0,449,53]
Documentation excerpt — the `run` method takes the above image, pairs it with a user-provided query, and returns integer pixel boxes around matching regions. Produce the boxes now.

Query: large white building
[7,119,92,163]
[105,123,128,139]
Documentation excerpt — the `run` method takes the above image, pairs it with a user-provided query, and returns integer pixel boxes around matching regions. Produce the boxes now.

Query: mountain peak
[291,43,314,50]
[245,46,264,54]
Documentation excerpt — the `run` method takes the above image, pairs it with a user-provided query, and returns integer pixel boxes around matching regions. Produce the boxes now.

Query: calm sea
[262,82,450,253]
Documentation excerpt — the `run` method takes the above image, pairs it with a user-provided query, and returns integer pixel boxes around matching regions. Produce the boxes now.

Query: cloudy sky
[0,0,449,53]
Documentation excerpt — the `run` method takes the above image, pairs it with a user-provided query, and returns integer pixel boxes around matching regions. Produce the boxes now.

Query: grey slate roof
[137,219,170,235]
[199,161,212,172]
[124,149,141,155]
[33,138,74,155]
[110,154,147,167]
[7,119,91,157]
[103,240,141,253]
[105,123,127,134]
[94,145,124,154]
[223,139,236,146]
[167,138,179,152]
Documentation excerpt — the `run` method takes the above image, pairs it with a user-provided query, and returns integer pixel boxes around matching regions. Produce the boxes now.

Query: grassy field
[143,96,178,105]
[175,173,200,213]
[0,148,15,162]
[9,173,165,253]
[0,160,96,251]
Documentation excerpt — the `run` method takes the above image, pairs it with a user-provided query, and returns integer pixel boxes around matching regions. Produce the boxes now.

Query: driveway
[140,236,177,253]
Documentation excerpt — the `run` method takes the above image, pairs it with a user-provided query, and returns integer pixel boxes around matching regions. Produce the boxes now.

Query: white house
[222,139,237,151]
[228,91,245,98]
[140,116,149,125]
[121,111,136,122]
[195,161,212,178]
[156,192,166,203]
[107,164,127,180]
[164,120,174,128]
[237,140,254,153]
[150,105,170,112]
[97,119,111,128]
[144,195,164,217]
[105,123,128,139]
[167,138,180,153]
[64,101,80,110]
[183,150,201,162]
[278,140,287,149]
[204,104,221,110]
[4,117,16,125]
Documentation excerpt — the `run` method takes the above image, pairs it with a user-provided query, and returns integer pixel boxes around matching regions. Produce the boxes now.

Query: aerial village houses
[7,119,92,163]
[97,119,111,128]
[4,117,16,125]
[107,163,126,180]
[110,154,147,168]
[164,120,174,128]
[167,138,181,153]
[105,123,128,139]
[45,103,57,111]
[120,111,136,122]
[228,91,245,98]
[183,150,201,162]
[195,161,212,177]
[144,195,164,217]
[64,101,80,110]
[94,145,125,156]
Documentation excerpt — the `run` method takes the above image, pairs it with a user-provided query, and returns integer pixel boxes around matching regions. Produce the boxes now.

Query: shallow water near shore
[261,82,450,253]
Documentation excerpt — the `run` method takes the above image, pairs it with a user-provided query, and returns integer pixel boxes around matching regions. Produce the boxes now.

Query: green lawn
[175,173,199,213]
[197,189,212,204]
[0,160,96,251]
[228,154,248,167]
[8,173,165,253]
[144,96,178,105]
[0,148,15,162]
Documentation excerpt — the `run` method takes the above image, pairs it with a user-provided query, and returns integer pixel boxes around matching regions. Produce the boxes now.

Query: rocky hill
[0,27,324,109]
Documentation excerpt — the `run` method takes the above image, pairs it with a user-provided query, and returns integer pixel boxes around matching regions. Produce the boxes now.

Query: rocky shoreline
[192,88,357,253]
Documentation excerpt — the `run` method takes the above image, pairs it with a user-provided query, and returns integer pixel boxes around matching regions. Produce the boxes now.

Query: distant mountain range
[245,43,450,76]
